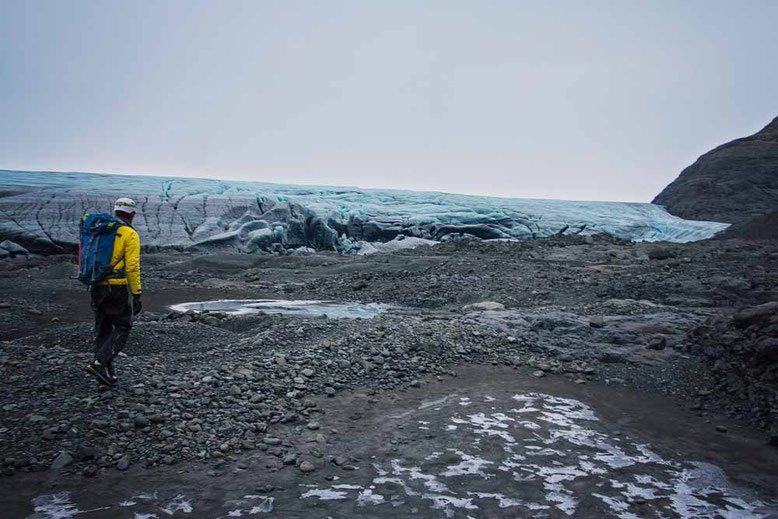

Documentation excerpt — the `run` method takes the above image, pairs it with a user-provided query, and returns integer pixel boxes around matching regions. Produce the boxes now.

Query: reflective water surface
[169,299,388,319]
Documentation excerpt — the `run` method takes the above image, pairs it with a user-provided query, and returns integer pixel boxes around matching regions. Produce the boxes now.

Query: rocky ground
[1,235,777,517]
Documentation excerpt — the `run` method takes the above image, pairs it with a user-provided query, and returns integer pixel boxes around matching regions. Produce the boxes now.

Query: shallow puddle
[169,299,388,319]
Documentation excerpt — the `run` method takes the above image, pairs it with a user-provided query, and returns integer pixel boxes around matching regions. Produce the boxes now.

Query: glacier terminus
[0,170,729,254]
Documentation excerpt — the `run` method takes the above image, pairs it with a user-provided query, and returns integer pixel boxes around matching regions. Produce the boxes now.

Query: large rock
[51,451,73,470]
[732,301,778,329]
[719,210,778,240]
[653,116,778,224]
[0,240,29,257]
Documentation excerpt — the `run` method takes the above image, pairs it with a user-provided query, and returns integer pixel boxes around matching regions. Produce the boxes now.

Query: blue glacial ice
[0,170,729,254]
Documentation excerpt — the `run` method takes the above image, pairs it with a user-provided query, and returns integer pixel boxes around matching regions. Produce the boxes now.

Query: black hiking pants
[91,285,132,367]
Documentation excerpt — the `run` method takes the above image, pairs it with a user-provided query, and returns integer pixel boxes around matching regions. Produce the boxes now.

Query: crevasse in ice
[0,170,729,253]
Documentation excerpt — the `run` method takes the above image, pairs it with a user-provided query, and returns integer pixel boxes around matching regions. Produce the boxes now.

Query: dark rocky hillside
[653,116,778,224]
[720,210,778,240]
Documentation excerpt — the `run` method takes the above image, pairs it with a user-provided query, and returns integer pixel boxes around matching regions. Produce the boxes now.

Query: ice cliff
[0,170,729,254]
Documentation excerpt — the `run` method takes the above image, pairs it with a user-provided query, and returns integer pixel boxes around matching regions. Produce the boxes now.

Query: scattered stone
[116,455,130,471]
[647,247,676,260]
[715,425,728,433]
[647,336,667,351]
[409,379,421,388]
[298,461,315,473]
[76,445,97,461]
[51,452,73,470]
[589,316,606,329]
[532,370,545,378]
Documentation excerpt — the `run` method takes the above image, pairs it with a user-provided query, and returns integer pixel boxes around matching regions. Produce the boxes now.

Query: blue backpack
[77,213,126,286]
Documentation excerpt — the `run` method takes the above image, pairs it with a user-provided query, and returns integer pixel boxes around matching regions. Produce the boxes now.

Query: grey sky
[1,0,776,202]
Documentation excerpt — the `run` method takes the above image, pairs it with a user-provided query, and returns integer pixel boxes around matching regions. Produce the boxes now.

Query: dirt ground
[1,235,777,518]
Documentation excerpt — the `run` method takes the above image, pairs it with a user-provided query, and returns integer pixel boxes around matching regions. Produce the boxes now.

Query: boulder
[647,336,667,350]
[733,302,778,329]
[51,451,73,470]
[589,316,606,329]
[0,240,29,257]
[646,246,676,260]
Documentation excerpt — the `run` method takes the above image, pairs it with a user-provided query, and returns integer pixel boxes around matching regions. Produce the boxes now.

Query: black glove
[132,294,143,315]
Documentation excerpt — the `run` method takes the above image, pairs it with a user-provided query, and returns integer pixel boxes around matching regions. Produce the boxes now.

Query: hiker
[83,197,142,390]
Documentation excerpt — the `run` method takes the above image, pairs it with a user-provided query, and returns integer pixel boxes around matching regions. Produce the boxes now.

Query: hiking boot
[86,362,113,386]
[107,364,118,385]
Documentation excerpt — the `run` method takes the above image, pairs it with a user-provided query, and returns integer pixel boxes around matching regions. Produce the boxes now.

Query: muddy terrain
[1,235,777,518]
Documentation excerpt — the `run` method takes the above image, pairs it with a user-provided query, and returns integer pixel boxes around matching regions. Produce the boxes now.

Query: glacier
[0,170,729,254]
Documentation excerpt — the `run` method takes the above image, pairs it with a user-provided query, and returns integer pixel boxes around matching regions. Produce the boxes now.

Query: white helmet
[114,197,138,214]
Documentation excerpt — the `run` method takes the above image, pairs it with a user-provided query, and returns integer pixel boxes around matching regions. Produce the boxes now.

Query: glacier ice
[0,170,730,254]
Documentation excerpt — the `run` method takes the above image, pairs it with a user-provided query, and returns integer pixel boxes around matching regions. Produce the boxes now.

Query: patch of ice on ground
[418,394,457,410]
[390,460,449,493]
[452,412,516,443]
[300,488,348,500]
[170,299,387,319]
[422,494,478,518]
[544,481,578,515]
[592,493,641,519]
[357,489,386,506]
[439,450,493,478]
[296,392,773,518]
[30,494,83,519]
[222,495,275,517]
[470,492,549,510]
[160,495,192,515]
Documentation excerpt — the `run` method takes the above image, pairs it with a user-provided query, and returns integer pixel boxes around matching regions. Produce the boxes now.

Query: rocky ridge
[654,115,778,224]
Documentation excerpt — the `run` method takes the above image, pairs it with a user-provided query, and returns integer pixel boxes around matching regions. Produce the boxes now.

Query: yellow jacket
[97,224,142,295]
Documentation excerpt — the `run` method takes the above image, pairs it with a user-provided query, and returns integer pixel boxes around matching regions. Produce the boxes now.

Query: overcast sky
[1,0,776,202]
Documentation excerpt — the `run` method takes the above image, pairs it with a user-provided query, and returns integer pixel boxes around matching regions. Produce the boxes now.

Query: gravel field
[1,235,777,517]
